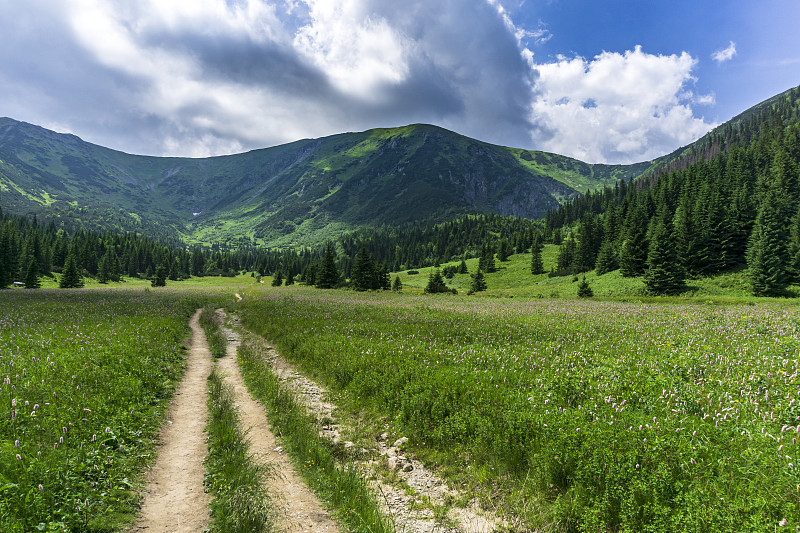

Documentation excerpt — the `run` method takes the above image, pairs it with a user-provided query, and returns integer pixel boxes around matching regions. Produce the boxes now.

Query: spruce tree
[24,258,41,289]
[643,210,685,295]
[469,269,487,294]
[424,269,450,294]
[0,229,13,288]
[169,258,179,281]
[747,188,792,296]
[378,263,391,290]
[271,270,283,287]
[151,264,167,287]
[285,272,295,285]
[483,245,497,273]
[498,239,512,262]
[98,248,117,283]
[351,245,375,291]
[392,275,403,292]
[316,244,339,289]
[619,204,649,277]
[303,263,317,286]
[557,238,575,272]
[577,276,593,298]
[595,240,618,276]
[458,260,468,274]
[530,245,544,275]
[60,251,84,289]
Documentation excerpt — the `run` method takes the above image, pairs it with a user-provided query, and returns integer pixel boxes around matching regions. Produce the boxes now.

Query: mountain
[0,120,645,246]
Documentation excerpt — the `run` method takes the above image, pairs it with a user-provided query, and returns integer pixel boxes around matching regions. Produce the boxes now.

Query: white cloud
[293,1,410,102]
[530,46,716,164]
[0,0,717,164]
[711,41,737,63]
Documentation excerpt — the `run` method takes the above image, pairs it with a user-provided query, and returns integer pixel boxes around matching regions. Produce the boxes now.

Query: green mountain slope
[9,79,795,249]
[0,119,641,246]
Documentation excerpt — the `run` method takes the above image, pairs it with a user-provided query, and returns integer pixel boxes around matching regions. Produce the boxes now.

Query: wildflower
[38,484,43,491]
[779,518,788,527]
[16,454,21,461]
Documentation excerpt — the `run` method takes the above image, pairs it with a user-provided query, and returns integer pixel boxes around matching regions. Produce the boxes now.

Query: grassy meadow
[3,254,799,531]
[236,289,800,531]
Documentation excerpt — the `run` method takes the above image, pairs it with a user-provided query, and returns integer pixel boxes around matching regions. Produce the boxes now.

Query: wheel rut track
[130,308,339,533]
[215,308,339,533]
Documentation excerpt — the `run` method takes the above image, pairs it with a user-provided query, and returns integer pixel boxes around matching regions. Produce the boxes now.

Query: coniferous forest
[547,86,800,296]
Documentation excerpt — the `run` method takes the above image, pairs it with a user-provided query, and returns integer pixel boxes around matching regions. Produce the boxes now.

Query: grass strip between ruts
[199,304,228,360]
[204,366,275,533]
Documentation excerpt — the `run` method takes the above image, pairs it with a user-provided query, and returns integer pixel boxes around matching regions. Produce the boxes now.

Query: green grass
[199,305,228,360]
[392,246,799,303]
[0,290,207,532]
[236,290,800,531]
[204,368,274,533]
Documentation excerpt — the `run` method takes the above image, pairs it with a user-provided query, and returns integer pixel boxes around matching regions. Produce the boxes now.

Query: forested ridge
[545,85,800,295]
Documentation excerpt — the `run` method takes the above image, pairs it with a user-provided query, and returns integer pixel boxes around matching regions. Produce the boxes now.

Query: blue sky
[518,0,800,124]
[0,0,798,164]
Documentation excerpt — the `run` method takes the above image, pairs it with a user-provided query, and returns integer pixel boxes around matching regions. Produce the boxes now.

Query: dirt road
[129,309,212,533]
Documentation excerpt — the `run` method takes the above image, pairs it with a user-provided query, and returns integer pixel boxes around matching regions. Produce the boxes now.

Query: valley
[1,85,800,532]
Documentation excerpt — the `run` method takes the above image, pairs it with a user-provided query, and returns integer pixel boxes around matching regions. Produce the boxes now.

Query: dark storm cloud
[0,0,541,156]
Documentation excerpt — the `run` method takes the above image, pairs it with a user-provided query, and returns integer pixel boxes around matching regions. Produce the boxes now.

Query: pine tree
[285,272,295,285]
[271,270,283,287]
[458,260,468,274]
[316,244,339,289]
[24,257,41,289]
[60,251,84,289]
[469,269,487,294]
[643,210,685,295]
[392,275,403,292]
